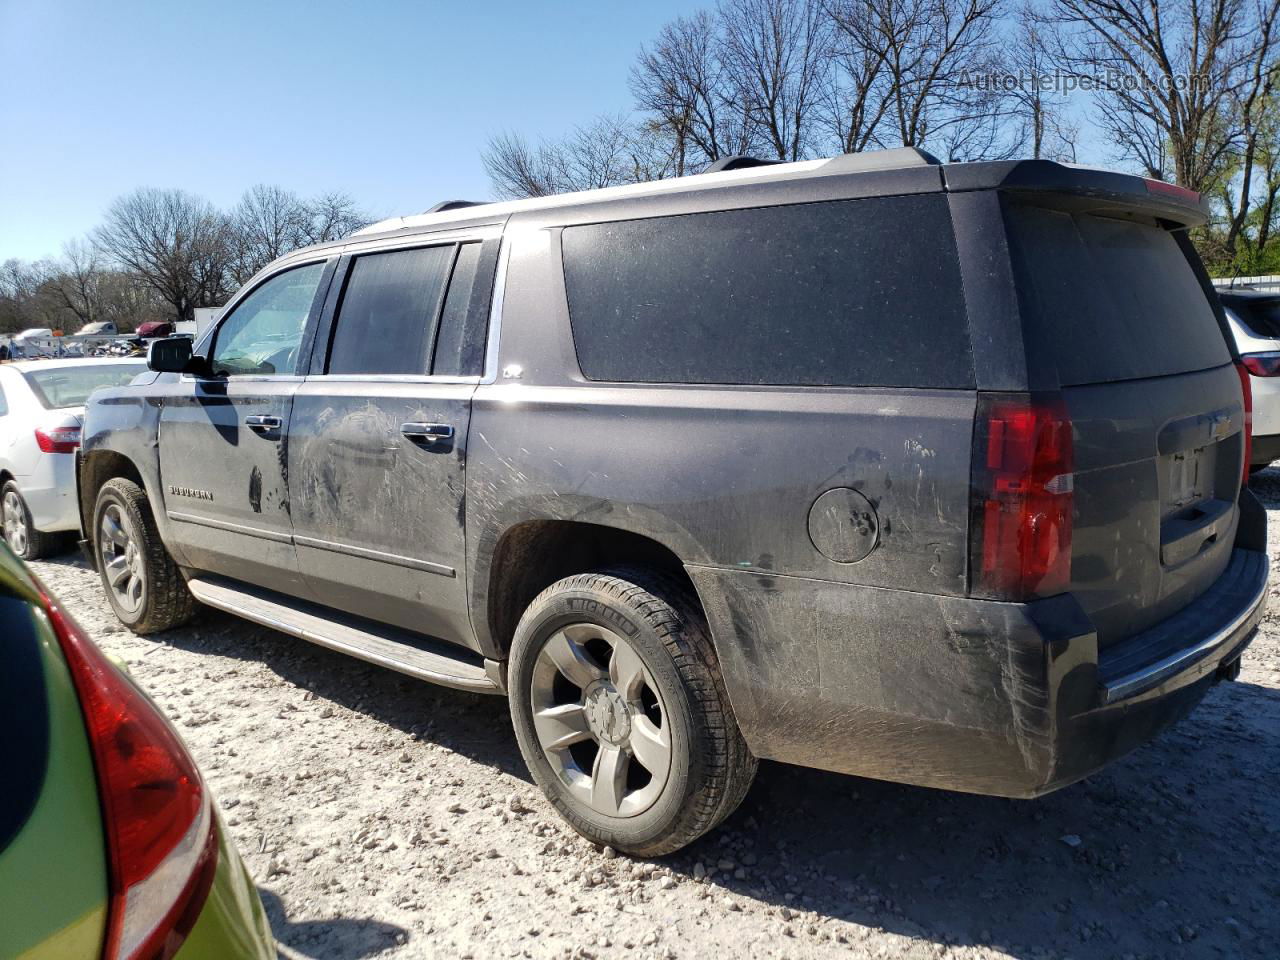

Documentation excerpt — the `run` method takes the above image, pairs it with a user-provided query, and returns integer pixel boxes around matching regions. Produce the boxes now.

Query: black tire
[1,480,57,560]
[92,477,196,634]
[508,568,757,856]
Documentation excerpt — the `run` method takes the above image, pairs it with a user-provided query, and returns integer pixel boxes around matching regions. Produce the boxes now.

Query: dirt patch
[30,479,1280,959]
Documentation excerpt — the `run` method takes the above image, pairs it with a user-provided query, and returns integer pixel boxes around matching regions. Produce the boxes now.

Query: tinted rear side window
[328,246,453,376]
[562,195,974,388]
[1005,205,1230,385]
[432,242,483,377]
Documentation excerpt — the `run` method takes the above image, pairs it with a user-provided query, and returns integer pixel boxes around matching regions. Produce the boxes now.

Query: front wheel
[508,569,756,856]
[93,477,196,634]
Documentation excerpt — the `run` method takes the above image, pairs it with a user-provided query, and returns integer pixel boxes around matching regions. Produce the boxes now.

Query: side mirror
[147,336,197,374]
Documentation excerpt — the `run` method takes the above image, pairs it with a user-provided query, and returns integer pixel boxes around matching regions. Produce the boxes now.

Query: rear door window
[432,242,485,377]
[327,246,454,376]
[1004,205,1230,385]
[561,195,974,388]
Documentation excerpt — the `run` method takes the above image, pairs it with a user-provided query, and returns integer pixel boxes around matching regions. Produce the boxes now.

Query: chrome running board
[186,576,502,695]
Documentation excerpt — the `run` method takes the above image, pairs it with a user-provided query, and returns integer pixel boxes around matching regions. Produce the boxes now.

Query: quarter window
[327,246,454,376]
[210,262,327,377]
[561,196,974,388]
[432,242,484,377]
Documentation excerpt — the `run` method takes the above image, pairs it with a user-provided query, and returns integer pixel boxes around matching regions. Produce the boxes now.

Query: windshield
[1005,204,1230,385]
[22,363,147,409]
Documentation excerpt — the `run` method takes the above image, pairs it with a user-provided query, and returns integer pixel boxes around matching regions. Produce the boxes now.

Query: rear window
[23,363,146,409]
[1224,297,1280,339]
[561,195,974,388]
[1005,205,1230,385]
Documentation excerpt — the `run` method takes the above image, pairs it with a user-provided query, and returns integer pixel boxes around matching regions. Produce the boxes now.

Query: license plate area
[1166,447,1206,512]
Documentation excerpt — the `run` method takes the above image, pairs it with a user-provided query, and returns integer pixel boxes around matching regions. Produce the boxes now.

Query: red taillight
[1144,178,1202,205]
[40,591,216,960]
[1237,361,1254,485]
[1240,351,1280,378]
[34,425,80,454]
[971,394,1074,601]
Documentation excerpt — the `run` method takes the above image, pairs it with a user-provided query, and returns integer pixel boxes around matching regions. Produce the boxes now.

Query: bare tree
[230,185,309,285]
[1045,0,1280,194]
[301,191,372,245]
[0,258,63,333]
[718,0,834,160]
[828,0,1011,160]
[483,116,679,200]
[1005,7,1079,160]
[50,239,106,327]
[632,11,754,172]
[483,131,564,198]
[94,188,233,323]
[821,1,897,152]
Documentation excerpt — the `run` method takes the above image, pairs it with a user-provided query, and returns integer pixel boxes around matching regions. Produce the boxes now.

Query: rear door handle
[245,414,283,435]
[400,422,454,445]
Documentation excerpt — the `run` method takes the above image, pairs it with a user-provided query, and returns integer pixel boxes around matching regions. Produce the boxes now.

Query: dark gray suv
[77,148,1268,855]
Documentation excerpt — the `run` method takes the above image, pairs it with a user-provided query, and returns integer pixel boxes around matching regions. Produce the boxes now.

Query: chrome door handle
[245,415,283,433]
[400,422,454,444]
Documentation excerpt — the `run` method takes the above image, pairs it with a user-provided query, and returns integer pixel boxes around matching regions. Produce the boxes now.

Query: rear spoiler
[943,159,1209,229]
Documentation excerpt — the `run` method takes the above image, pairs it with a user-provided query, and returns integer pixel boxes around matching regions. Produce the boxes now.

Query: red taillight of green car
[0,543,274,960]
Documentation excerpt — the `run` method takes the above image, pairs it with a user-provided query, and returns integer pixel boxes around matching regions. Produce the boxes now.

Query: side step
[186,576,503,695]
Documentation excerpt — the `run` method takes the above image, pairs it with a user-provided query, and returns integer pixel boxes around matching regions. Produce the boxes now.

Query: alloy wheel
[99,503,145,616]
[2,490,28,556]
[529,622,672,818]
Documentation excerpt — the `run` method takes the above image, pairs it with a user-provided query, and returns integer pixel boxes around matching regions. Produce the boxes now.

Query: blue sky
[0,0,699,262]
[0,0,1110,265]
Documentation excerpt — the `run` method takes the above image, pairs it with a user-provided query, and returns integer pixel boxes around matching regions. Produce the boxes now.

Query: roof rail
[423,200,488,213]
[703,155,783,174]
[822,147,941,175]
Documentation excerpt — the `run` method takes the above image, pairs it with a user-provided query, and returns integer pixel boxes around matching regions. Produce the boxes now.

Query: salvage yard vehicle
[76,148,1268,856]
[0,541,274,960]
[1219,288,1280,472]
[1,358,147,559]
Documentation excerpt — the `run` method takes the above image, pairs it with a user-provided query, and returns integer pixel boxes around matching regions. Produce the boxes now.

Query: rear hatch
[1004,200,1243,647]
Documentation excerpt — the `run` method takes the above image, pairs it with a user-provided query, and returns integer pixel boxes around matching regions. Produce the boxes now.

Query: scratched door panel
[287,379,475,647]
[157,377,307,597]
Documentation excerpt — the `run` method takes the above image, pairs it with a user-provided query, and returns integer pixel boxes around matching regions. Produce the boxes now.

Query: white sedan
[0,357,147,558]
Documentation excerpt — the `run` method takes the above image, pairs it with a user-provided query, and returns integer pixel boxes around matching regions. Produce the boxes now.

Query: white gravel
[29,475,1280,960]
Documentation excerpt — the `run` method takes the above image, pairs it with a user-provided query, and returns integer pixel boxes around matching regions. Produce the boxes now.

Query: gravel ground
[29,477,1280,960]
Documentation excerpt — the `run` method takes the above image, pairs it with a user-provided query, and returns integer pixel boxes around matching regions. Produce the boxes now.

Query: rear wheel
[508,568,756,856]
[2,481,56,560]
[93,477,196,634]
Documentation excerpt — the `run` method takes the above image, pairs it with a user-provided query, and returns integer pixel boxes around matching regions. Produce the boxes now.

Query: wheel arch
[78,450,150,565]
[478,519,701,662]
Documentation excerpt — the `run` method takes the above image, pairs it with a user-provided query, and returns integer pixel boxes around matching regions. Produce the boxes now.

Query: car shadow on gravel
[666,673,1278,958]
[257,888,407,959]
[156,606,528,781]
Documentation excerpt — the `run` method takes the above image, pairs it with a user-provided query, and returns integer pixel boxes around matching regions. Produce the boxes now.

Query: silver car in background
[1219,289,1280,472]
[0,358,147,558]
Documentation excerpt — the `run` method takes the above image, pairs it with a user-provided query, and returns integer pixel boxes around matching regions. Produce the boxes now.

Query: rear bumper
[17,453,79,532]
[689,545,1268,798]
